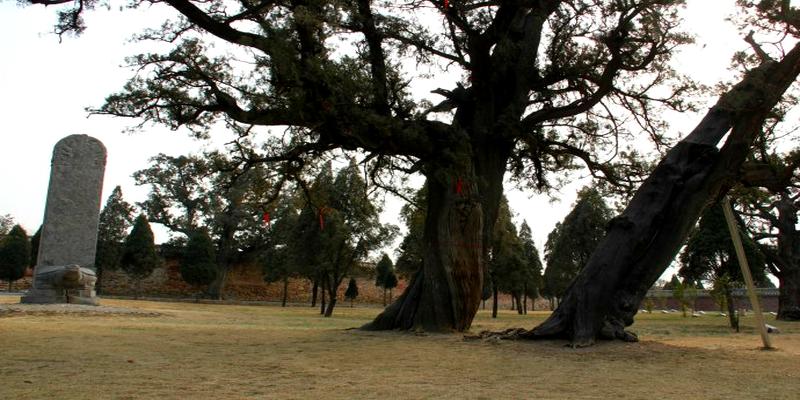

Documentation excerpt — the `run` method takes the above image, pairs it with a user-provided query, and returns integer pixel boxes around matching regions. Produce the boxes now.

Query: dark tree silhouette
[181,228,218,298]
[121,214,161,298]
[95,186,135,294]
[345,277,359,308]
[0,225,30,292]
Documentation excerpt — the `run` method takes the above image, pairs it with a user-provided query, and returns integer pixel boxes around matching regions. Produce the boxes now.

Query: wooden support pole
[721,196,773,350]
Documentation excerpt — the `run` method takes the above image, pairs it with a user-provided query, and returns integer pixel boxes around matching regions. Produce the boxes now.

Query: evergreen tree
[489,197,529,317]
[344,277,359,308]
[375,253,394,306]
[0,225,30,291]
[384,268,398,304]
[95,186,135,294]
[679,202,769,330]
[121,214,160,298]
[286,160,396,317]
[180,229,217,298]
[261,199,298,307]
[29,225,41,267]
[519,221,544,313]
[543,187,611,303]
[135,152,277,300]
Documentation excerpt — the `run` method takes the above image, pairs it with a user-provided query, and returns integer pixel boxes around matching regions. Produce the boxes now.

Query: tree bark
[281,276,289,307]
[725,285,739,332]
[492,284,499,319]
[320,275,326,315]
[523,47,800,346]
[523,283,528,315]
[515,292,524,315]
[311,278,318,307]
[362,168,485,332]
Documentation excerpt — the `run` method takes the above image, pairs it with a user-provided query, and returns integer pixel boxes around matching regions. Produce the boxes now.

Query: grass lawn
[1,296,798,399]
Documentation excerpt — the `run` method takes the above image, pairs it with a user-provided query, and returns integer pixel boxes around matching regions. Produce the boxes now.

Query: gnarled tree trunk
[524,46,800,346]
[363,167,485,332]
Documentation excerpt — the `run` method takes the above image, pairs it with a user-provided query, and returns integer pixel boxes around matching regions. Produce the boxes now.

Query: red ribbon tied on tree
[444,0,449,9]
[319,207,329,231]
[455,177,464,195]
[262,212,271,229]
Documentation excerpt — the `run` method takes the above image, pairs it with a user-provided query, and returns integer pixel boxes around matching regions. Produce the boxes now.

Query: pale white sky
[0,1,768,278]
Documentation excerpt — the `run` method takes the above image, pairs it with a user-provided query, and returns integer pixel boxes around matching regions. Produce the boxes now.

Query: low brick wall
[100,260,408,305]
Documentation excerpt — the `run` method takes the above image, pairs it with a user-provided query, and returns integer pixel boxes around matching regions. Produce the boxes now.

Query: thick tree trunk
[362,168,485,332]
[515,293,524,315]
[325,295,337,317]
[281,276,289,307]
[208,267,228,300]
[777,269,800,320]
[523,50,800,346]
[382,288,387,307]
[492,285,499,319]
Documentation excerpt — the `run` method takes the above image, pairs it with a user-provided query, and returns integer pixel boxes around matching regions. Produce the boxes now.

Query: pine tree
[95,186,135,294]
[121,214,160,298]
[543,187,611,302]
[344,278,359,307]
[375,253,393,306]
[180,229,217,298]
[0,225,30,291]
[383,269,398,304]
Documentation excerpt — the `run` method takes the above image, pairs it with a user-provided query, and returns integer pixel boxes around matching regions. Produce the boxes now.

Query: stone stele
[21,134,107,305]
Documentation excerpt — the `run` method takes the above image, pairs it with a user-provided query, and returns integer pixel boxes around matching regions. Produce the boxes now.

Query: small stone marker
[21,134,106,305]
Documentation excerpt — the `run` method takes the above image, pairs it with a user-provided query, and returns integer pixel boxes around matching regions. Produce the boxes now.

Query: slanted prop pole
[721,196,773,350]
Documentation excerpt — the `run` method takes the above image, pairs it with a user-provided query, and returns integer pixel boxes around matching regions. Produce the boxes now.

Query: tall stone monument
[21,134,107,305]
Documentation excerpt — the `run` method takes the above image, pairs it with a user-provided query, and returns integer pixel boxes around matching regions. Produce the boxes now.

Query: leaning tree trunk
[524,46,800,346]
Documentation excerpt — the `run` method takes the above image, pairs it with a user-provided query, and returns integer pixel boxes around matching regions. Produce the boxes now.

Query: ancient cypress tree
[31,1,800,339]
[345,277,359,307]
[44,0,692,333]
[0,225,30,292]
[522,4,800,346]
[95,185,135,294]
[121,214,160,298]
[181,228,218,298]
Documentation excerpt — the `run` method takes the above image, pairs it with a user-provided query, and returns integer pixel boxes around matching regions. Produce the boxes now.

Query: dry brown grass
[1,296,798,399]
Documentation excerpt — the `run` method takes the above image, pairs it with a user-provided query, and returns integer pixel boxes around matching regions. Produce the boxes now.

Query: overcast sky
[0,1,767,276]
